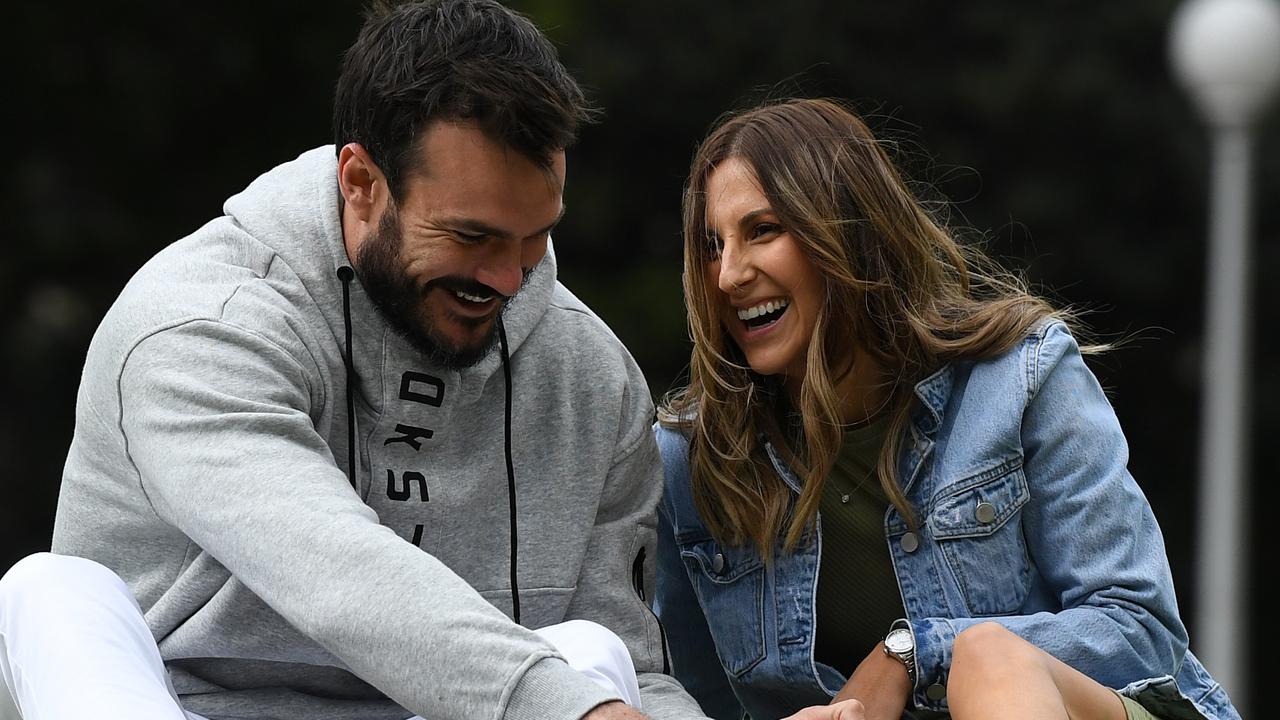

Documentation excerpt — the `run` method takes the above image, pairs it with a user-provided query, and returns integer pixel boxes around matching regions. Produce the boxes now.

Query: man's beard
[354,206,504,370]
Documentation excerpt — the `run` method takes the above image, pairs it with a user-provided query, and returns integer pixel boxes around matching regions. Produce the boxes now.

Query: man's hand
[782,699,866,720]
[583,700,651,720]
[829,643,911,720]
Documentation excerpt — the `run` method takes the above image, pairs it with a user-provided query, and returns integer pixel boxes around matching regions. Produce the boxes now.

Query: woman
[653,98,1239,720]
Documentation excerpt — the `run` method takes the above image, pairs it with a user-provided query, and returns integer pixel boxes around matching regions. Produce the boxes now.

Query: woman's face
[703,157,825,383]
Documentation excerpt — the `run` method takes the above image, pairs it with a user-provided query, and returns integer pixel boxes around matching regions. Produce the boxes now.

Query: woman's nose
[717,244,754,294]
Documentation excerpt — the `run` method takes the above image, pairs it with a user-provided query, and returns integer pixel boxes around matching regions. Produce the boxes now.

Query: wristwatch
[883,619,917,684]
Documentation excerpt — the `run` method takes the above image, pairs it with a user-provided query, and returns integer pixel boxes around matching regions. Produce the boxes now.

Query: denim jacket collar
[762,439,804,494]
[911,363,954,436]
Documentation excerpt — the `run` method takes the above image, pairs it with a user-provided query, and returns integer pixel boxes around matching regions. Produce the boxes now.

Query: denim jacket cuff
[910,616,957,712]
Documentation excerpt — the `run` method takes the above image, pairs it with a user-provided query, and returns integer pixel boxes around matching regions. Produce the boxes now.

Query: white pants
[0,553,642,720]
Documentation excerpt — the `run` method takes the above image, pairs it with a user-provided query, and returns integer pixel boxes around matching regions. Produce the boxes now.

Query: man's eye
[455,231,487,244]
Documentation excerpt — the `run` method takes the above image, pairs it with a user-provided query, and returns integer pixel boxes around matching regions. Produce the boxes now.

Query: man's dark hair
[333,0,594,199]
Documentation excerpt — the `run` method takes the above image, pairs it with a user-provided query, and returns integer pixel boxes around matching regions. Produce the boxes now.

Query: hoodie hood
[221,145,559,410]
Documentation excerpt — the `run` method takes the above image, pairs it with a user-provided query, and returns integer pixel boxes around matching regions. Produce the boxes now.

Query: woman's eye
[751,222,780,240]
[704,235,723,258]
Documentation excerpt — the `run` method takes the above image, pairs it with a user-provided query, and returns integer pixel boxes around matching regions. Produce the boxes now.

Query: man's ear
[337,143,385,223]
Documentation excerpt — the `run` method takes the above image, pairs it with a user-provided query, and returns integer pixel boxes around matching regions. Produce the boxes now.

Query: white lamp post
[1170,0,1280,714]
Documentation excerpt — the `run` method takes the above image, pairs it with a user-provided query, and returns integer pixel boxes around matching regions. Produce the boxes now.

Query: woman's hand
[782,699,866,720]
[828,643,912,720]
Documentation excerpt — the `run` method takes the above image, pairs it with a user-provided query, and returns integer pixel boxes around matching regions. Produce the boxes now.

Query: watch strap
[883,619,917,684]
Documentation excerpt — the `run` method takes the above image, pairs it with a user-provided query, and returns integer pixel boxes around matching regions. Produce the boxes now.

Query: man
[0,2,707,719]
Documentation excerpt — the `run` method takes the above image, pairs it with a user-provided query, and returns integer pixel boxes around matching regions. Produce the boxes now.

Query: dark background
[5,0,1276,712]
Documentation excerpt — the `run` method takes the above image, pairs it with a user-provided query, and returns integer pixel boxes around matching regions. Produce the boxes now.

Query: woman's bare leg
[946,622,1128,720]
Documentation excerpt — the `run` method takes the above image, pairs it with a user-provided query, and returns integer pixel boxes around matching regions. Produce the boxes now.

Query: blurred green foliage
[3,0,1277,689]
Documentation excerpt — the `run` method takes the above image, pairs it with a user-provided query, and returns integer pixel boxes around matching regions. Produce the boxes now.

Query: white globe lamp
[1169,1,1280,715]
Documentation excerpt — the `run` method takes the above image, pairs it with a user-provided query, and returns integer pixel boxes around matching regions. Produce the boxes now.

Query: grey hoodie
[51,147,705,720]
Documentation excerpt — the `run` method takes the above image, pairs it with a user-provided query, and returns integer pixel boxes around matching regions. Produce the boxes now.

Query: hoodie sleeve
[557,357,710,720]
[118,318,618,720]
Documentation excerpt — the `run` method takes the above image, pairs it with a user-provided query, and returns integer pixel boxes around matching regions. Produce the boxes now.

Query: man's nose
[475,239,535,298]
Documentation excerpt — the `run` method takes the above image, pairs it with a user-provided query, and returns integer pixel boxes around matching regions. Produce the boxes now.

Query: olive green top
[814,416,905,677]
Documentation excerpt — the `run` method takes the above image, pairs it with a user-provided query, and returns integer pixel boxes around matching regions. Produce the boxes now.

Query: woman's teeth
[737,298,789,321]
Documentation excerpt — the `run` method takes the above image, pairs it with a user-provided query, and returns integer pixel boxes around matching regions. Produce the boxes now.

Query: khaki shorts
[1115,690,1162,720]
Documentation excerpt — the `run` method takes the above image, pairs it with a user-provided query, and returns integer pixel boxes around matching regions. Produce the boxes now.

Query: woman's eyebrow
[737,208,774,226]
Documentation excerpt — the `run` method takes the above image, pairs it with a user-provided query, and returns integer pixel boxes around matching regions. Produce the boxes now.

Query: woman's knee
[951,622,1043,677]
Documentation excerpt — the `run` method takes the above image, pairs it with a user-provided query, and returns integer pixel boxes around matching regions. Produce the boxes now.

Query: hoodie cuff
[504,655,621,720]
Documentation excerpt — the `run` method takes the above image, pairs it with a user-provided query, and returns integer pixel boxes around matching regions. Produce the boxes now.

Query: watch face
[886,627,914,654]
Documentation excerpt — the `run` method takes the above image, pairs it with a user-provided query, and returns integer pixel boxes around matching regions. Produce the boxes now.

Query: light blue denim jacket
[654,322,1239,720]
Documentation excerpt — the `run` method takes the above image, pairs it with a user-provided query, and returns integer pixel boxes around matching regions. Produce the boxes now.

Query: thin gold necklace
[832,462,877,505]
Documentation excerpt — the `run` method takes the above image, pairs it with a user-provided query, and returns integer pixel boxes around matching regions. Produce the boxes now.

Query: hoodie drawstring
[336,267,358,490]
[335,265,521,624]
[498,316,521,625]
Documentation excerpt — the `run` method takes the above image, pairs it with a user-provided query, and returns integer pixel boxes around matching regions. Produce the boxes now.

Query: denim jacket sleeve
[653,425,744,720]
[911,323,1189,702]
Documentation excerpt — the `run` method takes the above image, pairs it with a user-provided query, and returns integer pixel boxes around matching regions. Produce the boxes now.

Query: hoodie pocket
[633,546,648,602]
[929,458,1032,616]
[679,538,767,677]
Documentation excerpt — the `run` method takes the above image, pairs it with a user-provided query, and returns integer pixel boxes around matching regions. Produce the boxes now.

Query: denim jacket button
[975,501,996,524]
[926,683,946,701]
[711,552,726,573]
[901,532,919,553]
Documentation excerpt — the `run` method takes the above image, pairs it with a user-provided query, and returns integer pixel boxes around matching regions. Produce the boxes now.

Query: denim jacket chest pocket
[678,536,768,677]
[927,457,1033,616]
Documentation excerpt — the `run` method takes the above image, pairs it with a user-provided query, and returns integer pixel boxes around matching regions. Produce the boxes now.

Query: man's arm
[118,319,617,719]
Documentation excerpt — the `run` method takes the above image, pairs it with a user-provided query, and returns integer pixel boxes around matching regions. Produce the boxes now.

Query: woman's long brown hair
[662,98,1064,559]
